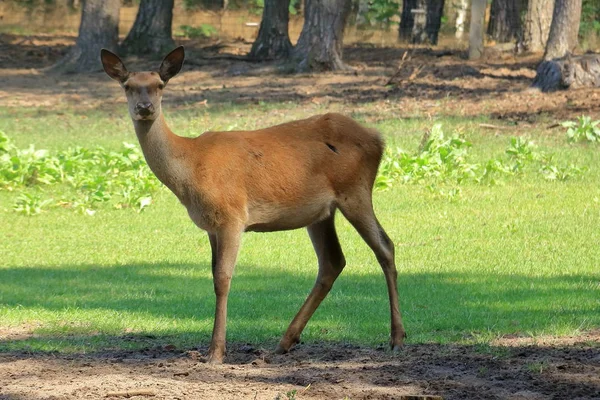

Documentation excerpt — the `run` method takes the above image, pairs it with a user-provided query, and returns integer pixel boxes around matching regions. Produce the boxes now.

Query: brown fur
[101,47,405,364]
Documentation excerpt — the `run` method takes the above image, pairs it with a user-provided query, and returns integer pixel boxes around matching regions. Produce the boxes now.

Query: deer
[100,46,406,364]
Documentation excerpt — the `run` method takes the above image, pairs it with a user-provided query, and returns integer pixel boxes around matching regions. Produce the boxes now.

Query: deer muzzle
[135,102,155,117]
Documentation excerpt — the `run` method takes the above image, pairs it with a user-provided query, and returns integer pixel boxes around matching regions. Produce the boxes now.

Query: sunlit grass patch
[0,104,599,354]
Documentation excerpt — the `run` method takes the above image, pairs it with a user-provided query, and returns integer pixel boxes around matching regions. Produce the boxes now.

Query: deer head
[100,46,185,121]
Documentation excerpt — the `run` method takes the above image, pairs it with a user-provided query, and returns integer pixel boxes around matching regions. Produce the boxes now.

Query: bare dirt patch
[1,332,599,399]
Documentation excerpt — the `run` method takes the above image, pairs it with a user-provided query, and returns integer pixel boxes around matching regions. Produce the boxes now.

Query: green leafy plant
[250,0,299,14]
[540,164,583,181]
[562,116,600,143]
[275,390,297,400]
[0,132,160,215]
[376,125,584,193]
[376,124,478,191]
[505,136,540,173]
[179,24,218,39]
[477,158,513,185]
[366,0,400,27]
[579,1,600,39]
[13,193,54,216]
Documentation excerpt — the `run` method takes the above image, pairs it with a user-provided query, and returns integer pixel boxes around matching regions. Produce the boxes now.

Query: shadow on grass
[0,261,598,354]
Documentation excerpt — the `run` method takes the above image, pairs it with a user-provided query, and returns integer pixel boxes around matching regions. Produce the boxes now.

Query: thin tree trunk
[522,0,555,53]
[119,0,175,57]
[399,0,445,45]
[291,0,352,72]
[399,0,418,41]
[425,0,445,45]
[544,0,582,60]
[249,0,292,60]
[468,0,486,60]
[488,0,523,43]
[455,0,468,39]
[50,0,120,73]
[355,0,370,26]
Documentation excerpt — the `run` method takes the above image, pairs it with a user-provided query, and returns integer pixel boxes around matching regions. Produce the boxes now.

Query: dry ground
[1,332,599,400]
[1,34,599,399]
[2,33,600,122]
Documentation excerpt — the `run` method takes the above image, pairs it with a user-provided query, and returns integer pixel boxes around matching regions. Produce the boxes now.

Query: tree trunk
[532,53,600,91]
[454,0,469,39]
[544,0,582,60]
[488,0,523,43]
[468,0,486,60]
[522,0,555,53]
[399,0,445,45]
[119,0,175,57]
[355,0,370,26]
[425,0,445,45]
[249,0,292,60]
[50,0,120,73]
[399,0,418,41]
[291,0,352,72]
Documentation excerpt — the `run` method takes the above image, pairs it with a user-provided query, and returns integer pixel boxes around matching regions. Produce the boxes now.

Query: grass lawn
[1,103,599,353]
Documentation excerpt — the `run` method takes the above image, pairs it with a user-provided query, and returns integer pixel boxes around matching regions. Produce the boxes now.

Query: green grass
[1,105,599,354]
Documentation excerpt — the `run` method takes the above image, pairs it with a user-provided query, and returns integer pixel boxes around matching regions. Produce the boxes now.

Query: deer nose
[135,102,154,116]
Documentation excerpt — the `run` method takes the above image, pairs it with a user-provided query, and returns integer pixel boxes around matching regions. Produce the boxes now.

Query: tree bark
[468,0,486,60]
[544,0,582,60]
[50,0,120,73]
[425,0,445,45]
[399,0,418,41]
[249,0,292,60]
[488,0,523,43]
[522,0,555,53]
[399,0,445,45]
[532,53,600,91]
[454,0,468,39]
[291,0,352,72]
[119,0,175,57]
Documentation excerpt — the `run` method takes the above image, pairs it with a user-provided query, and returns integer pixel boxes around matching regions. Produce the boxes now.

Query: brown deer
[100,46,405,363]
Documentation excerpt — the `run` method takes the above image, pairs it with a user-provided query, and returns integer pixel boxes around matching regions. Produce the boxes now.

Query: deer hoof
[205,349,225,364]
[390,333,406,352]
[206,354,224,364]
[274,344,289,354]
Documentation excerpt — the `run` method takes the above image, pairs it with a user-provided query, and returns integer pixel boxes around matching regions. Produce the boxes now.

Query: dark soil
[1,332,599,399]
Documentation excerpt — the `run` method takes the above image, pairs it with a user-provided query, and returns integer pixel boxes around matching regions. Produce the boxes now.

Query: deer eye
[158,83,164,90]
[123,84,130,91]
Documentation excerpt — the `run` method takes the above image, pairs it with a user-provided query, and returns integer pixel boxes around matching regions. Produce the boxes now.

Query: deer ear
[158,46,185,83]
[101,49,129,83]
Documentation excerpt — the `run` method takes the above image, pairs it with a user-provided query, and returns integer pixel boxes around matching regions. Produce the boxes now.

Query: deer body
[102,47,405,363]
[136,113,382,233]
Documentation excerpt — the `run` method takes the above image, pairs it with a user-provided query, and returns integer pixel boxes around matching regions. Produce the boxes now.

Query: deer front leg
[206,226,242,364]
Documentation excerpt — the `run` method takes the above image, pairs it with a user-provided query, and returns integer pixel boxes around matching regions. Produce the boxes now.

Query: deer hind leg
[208,233,217,273]
[206,226,242,364]
[338,195,406,351]
[276,212,346,354]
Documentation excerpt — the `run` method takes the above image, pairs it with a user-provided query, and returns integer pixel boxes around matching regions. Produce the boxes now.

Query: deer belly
[245,199,333,232]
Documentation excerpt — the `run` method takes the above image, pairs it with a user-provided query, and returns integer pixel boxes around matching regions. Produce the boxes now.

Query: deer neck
[132,113,187,196]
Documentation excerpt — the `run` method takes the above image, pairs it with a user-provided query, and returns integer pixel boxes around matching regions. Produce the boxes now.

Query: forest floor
[1,33,600,122]
[1,34,600,400]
